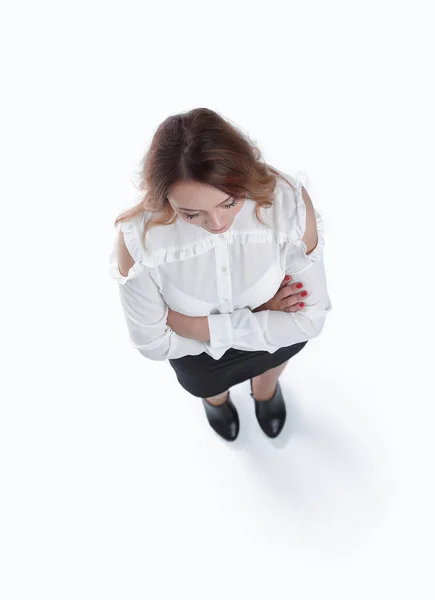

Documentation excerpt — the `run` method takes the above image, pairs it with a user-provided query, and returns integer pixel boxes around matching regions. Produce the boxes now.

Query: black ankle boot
[250,379,286,438]
[201,392,239,441]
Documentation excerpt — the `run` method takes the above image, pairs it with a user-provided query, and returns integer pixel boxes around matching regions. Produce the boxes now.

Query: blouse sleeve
[205,181,333,354]
[109,220,209,361]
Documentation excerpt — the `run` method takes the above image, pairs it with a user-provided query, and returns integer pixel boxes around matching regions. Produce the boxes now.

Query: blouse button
[221,267,227,272]
[219,338,224,343]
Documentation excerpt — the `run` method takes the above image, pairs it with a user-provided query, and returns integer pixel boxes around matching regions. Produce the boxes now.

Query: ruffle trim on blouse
[109,219,325,274]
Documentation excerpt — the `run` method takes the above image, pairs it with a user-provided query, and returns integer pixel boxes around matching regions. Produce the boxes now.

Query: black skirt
[168,341,309,398]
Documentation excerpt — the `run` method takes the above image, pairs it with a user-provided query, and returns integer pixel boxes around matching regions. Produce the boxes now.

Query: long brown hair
[114,107,297,249]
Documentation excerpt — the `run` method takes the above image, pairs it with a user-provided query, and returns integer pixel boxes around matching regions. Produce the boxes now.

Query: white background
[1,0,434,598]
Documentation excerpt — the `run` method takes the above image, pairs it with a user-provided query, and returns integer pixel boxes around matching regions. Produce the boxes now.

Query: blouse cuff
[207,314,233,348]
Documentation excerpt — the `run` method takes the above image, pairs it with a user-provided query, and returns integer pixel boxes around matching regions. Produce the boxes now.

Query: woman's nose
[207,218,224,230]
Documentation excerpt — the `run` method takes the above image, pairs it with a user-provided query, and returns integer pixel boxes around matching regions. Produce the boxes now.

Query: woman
[109,107,333,442]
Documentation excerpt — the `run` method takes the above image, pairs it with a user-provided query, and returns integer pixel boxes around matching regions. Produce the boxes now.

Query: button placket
[215,237,232,313]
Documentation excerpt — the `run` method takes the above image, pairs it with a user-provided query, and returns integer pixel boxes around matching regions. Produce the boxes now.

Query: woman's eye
[183,199,238,220]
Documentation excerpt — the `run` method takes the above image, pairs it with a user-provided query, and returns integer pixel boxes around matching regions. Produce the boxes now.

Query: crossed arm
[166,308,211,342]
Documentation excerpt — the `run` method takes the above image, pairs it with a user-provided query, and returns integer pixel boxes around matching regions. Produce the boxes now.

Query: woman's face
[167,180,245,234]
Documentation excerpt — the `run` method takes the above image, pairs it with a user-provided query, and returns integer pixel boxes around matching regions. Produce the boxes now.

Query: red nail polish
[296,283,303,288]
[301,290,307,297]
[285,275,290,280]
[299,303,304,307]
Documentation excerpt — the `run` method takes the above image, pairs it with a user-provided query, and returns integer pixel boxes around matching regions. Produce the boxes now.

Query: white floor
[3,302,433,598]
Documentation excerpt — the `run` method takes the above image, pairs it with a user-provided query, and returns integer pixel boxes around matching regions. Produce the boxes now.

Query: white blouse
[109,168,333,361]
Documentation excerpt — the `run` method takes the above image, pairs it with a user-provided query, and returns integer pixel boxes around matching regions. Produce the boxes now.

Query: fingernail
[299,303,305,307]
[285,275,290,280]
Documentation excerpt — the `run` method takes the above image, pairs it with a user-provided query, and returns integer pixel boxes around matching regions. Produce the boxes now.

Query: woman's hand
[252,275,308,313]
